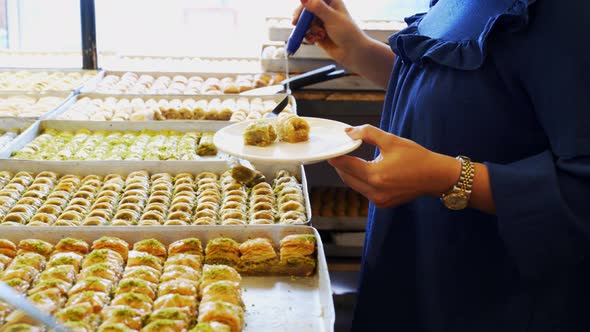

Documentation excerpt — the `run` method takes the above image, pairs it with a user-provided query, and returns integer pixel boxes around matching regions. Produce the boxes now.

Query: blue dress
[351,0,590,331]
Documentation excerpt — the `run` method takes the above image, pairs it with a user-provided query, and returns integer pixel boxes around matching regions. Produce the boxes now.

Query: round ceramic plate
[214,117,362,164]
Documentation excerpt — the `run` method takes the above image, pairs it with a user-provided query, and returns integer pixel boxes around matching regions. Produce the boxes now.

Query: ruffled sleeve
[389,0,536,70]
[485,0,590,281]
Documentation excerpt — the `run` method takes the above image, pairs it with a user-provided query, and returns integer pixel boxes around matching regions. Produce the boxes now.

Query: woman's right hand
[292,0,367,67]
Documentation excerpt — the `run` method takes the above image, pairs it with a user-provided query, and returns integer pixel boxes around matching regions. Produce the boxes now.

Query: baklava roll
[54,237,89,255]
[197,132,217,156]
[192,99,207,120]
[193,216,217,225]
[278,211,307,224]
[197,301,244,332]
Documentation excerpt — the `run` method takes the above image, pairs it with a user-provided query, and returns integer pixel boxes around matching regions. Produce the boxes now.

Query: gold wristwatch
[441,156,475,210]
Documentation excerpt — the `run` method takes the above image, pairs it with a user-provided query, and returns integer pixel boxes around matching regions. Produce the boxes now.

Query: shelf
[312,216,367,231]
[323,244,364,258]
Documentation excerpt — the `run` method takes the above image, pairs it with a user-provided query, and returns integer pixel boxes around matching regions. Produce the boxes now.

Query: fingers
[333,167,374,196]
[292,5,304,25]
[302,0,338,22]
[345,125,396,152]
[305,25,326,44]
[328,155,371,182]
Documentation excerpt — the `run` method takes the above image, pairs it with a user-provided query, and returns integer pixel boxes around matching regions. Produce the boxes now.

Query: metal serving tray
[46,93,297,120]
[79,71,287,95]
[105,54,262,73]
[0,159,312,225]
[5,119,232,162]
[0,91,75,120]
[0,225,334,332]
[0,68,102,94]
[0,117,37,158]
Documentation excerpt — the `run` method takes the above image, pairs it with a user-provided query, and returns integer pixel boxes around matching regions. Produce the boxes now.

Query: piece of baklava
[115,278,157,300]
[142,319,187,332]
[168,238,203,257]
[197,301,244,332]
[100,306,145,330]
[238,238,278,274]
[197,132,217,156]
[200,280,244,308]
[109,293,153,314]
[91,237,130,261]
[243,120,277,147]
[200,265,241,294]
[278,234,317,276]
[65,291,110,314]
[189,322,232,332]
[204,238,240,267]
[54,238,89,256]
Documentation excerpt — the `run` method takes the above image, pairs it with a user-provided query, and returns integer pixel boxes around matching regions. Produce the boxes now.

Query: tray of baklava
[0,161,310,226]
[5,120,230,161]
[0,69,101,94]
[48,93,296,122]
[0,118,38,159]
[0,91,74,120]
[106,55,262,74]
[79,71,287,96]
[0,225,334,331]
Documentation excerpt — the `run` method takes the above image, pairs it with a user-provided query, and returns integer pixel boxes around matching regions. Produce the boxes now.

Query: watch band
[440,155,475,210]
[456,155,474,195]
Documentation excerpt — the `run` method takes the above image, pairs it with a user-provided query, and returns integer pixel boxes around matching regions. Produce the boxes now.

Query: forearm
[342,35,396,89]
[430,154,496,214]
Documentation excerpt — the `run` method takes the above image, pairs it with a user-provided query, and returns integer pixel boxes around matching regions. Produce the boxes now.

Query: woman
[294,0,590,331]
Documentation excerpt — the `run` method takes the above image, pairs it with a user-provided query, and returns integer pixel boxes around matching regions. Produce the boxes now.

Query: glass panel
[96,0,430,60]
[0,0,82,68]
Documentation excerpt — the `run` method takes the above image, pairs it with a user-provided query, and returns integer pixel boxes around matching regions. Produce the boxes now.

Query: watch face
[444,192,469,210]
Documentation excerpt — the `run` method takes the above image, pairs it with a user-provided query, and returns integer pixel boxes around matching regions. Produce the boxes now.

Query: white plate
[213,117,361,164]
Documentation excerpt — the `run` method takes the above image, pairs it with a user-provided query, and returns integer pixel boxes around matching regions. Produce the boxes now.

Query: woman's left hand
[328,125,462,208]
